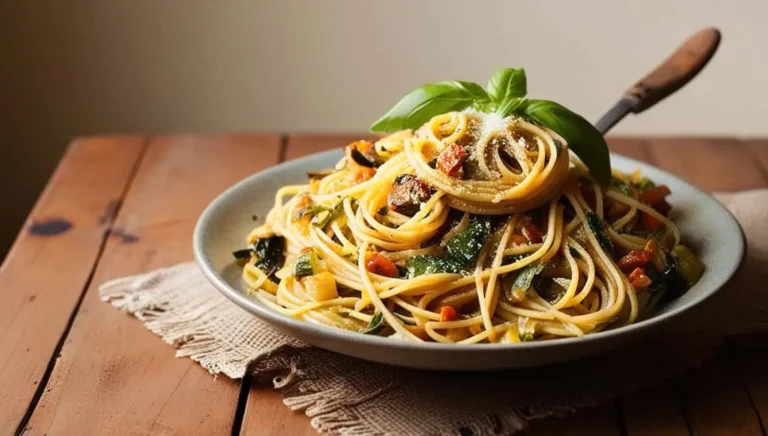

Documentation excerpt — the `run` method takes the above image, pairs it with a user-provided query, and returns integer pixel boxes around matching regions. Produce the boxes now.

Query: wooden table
[1,135,767,436]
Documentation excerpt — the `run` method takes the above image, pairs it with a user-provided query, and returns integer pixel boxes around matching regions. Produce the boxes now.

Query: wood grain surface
[0,134,766,436]
[22,135,280,435]
[0,137,147,435]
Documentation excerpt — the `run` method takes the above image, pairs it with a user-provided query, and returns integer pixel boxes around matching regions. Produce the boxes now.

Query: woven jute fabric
[101,190,768,436]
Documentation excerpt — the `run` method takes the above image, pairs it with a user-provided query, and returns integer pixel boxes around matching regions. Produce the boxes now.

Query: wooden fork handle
[624,28,721,113]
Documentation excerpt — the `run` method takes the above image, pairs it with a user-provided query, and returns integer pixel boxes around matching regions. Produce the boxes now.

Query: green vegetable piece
[253,235,285,277]
[670,245,705,286]
[487,68,527,103]
[504,263,544,302]
[370,81,490,133]
[524,99,611,186]
[405,255,464,278]
[293,250,319,278]
[360,312,385,335]
[313,199,345,230]
[445,216,492,266]
[610,178,635,197]
[586,211,615,257]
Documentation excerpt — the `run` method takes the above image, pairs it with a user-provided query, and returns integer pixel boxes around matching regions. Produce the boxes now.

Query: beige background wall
[1,0,766,257]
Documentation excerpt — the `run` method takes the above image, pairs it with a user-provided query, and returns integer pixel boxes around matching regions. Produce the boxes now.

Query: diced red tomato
[522,224,544,244]
[617,249,651,272]
[628,267,652,290]
[641,212,665,232]
[440,306,459,322]
[628,267,644,282]
[639,185,672,215]
[366,253,399,278]
[436,144,467,178]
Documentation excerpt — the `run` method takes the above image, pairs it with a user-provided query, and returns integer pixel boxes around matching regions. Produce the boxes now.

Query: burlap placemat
[100,190,768,436]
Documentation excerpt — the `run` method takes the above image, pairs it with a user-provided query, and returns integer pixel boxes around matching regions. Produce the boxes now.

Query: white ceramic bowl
[194,149,744,371]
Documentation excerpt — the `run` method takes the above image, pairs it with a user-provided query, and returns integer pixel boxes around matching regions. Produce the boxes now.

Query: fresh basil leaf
[360,312,385,335]
[496,97,527,118]
[370,81,490,133]
[524,100,611,186]
[487,68,527,103]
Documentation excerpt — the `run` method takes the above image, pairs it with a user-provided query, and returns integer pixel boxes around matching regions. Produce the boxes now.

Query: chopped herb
[360,312,385,335]
[586,211,615,257]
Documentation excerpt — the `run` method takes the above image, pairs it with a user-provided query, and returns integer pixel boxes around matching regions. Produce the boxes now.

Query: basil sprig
[369,68,610,185]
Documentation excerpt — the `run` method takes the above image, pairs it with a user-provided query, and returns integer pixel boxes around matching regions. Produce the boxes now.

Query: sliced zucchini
[445,216,492,266]
[404,255,464,278]
[503,263,544,302]
[294,250,320,278]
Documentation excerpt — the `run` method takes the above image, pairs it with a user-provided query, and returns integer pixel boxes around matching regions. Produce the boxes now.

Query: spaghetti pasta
[235,111,704,344]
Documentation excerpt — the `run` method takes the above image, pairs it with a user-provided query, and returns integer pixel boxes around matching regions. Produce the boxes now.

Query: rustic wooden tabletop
[1,135,767,436]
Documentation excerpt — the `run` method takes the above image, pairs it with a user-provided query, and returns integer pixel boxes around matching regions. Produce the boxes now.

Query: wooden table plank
[0,137,147,435]
[647,138,767,436]
[23,134,282,435]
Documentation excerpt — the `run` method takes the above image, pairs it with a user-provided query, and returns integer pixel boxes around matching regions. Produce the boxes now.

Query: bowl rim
[193,149,746,354]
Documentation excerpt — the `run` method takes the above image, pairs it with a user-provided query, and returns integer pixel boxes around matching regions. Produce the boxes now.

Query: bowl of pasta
[194,69,743,370]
